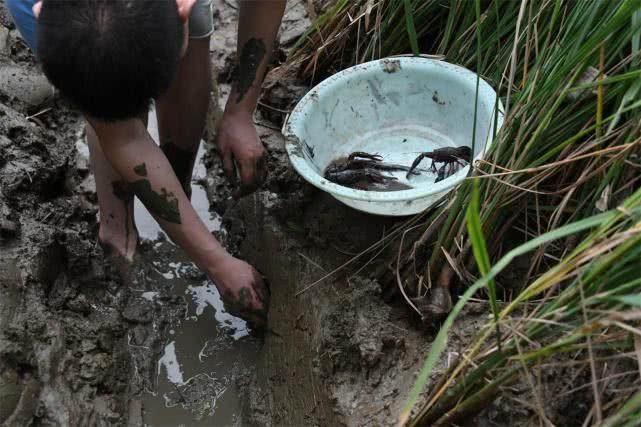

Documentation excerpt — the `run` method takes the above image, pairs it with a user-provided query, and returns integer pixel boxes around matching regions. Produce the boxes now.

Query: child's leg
[89,117,267,326]
[86,120,138,262]
[155,37,212,199]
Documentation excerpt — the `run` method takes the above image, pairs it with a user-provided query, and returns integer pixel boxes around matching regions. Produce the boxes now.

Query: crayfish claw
[406,153,427,179]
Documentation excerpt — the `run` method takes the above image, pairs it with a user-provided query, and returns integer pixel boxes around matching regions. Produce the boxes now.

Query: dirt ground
[0,1,595,426]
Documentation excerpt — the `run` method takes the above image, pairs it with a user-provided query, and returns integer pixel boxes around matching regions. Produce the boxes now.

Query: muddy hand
[233,154,267,200]
[215,110,267,199]
[215,256,270,330]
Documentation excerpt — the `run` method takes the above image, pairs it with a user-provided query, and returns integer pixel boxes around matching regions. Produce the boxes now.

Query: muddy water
[136,244,258,426]
[130,108,257,426]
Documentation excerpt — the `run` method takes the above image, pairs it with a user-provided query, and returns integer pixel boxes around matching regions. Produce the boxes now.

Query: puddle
[128,108,256,426]
[137,244,258,426]
[130,242,259,426]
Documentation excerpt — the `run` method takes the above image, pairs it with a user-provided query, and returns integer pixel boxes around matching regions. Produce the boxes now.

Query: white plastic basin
[283,57,504,216]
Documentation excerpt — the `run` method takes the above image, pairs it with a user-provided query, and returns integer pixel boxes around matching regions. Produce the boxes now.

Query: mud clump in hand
[220,272,270,332]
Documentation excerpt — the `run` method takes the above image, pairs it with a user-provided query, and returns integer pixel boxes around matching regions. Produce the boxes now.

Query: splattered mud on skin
[111,179,135,255]
[133,163,148,177]
[233,38,266,103]
[130,163,182,224]
[160,142,198,200]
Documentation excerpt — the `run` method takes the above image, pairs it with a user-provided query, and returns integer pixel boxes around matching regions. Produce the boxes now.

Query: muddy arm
[225,0,286,113]
[215,0,286,197]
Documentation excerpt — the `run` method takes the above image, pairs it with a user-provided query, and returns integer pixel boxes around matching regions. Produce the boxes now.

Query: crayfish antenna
[348,151,383,162]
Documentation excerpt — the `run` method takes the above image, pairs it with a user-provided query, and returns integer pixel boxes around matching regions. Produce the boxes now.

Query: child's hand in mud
[215,110,267,199]
[213,256,270,331]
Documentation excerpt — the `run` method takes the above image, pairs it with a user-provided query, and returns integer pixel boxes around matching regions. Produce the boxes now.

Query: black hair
[37,0,184,121]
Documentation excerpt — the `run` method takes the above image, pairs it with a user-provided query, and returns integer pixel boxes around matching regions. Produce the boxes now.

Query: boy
[6,0,286,328]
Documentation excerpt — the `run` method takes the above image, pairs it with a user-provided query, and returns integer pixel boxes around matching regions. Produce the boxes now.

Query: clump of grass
[402,185,641,426]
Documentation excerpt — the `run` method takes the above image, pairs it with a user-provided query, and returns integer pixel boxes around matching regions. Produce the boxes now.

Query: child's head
[37,0,185,121]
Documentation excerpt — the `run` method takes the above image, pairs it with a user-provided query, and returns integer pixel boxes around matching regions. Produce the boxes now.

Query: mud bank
[203,110,497,425]
[202,2,491,425]
[0,57,134,426]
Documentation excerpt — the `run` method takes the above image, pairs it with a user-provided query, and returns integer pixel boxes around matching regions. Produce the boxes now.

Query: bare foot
[99,225,138,263]
[98,230,139,286]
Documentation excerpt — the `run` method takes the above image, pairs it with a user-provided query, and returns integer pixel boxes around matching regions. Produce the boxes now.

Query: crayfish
[406,146,472,180]
[324,152,414,191]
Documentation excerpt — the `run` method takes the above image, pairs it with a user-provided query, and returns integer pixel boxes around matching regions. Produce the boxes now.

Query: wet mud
[131,237,259,426]
[203,108,495,425]
[0,68,132,425]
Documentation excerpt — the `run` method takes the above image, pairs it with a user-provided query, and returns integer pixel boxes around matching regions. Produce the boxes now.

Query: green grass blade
[402,0,420,55]
[633,9,641,58]
[398,209,614,426]
[612,294,641,307]
[466,179,501,350]
[601,389,641,427]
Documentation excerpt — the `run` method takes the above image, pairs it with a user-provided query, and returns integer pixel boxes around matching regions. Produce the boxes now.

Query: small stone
[66,294,91,315]
[0,26,9,57]
[121,299,153,324]
[0,218,17,236]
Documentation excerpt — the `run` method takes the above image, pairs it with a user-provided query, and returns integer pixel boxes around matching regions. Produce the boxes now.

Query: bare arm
[227,0,287,114]
[216,0,286,197]
[89,117,268,327]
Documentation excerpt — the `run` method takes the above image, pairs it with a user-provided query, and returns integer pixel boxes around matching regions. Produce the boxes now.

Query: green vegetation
[286,0,641,425]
